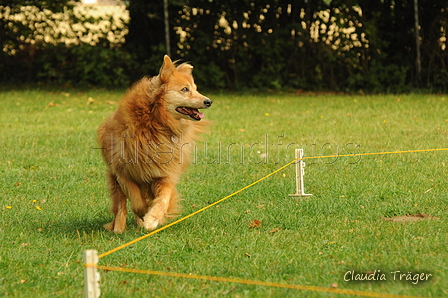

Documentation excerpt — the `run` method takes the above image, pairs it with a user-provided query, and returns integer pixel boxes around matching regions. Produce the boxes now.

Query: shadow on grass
[43,214,152,238]
[39,216,108,236]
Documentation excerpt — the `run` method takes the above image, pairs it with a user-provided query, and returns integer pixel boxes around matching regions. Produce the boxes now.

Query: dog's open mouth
[176,107,204,121]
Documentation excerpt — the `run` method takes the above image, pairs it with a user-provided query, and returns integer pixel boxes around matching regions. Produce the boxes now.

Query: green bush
[1,3,140,88]
[1,1,447,92]
[35,44,137,87]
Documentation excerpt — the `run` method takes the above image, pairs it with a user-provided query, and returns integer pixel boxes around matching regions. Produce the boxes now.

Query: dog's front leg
[143,178,174,230]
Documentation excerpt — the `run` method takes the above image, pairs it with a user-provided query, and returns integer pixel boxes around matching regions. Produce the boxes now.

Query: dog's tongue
[196,110,204,119]
[176,107,204,120]
[187,108,204,119]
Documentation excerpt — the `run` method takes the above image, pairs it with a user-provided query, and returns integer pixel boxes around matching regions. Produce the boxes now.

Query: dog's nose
[203,98,212,107]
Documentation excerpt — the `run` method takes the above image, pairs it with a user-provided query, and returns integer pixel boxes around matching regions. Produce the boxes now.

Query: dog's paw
[103,222,114,231]
[134,215,144,228]
[104,222,125,233]
[143,214,160,231]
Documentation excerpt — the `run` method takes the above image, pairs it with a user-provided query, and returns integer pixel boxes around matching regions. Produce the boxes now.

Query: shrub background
[1,0,447,92]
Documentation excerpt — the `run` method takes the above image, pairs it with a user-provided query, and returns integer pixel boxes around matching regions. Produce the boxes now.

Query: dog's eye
[181,87,189,92]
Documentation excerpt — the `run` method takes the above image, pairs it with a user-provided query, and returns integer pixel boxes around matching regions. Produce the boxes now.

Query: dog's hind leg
[143,178,179,230]
[104,171,128,233]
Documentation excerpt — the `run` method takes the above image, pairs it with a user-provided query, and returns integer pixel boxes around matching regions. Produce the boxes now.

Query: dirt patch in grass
[382,213,440,222]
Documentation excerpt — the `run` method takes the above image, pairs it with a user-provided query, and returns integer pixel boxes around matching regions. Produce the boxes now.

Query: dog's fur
[97,55,211,233]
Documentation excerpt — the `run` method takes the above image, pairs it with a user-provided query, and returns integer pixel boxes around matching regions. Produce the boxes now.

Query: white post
[83,250,101,298]
[289,149,312,197]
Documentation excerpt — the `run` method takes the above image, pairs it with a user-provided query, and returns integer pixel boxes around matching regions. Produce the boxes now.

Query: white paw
[143,214,160,231]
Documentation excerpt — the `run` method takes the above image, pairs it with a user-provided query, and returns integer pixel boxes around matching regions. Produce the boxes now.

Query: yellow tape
[301,148,448,161]
[98,159,296,259]
[92,265,427,298]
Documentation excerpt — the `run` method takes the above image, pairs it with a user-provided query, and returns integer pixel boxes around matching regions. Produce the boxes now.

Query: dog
[97,55,212,233]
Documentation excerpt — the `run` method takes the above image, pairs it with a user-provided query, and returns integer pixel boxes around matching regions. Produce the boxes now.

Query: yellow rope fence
[83,264,427,298]
[88,147,447,297]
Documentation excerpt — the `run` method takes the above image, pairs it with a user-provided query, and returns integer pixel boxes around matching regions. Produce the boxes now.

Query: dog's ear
[176,63,193,75]
[159,55,175,83]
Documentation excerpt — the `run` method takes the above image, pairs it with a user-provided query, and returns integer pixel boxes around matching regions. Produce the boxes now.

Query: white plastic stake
[83,250,101,298]
[289,149,312,197]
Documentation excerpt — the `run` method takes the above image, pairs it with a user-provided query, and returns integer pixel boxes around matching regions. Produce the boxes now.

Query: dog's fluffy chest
[111,130,193,183]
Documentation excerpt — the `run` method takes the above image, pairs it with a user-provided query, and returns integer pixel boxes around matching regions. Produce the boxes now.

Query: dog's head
[159,55,212,121]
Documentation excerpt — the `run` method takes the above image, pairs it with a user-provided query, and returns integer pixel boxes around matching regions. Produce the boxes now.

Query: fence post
[83,249,101,298]
[289,149,312,197]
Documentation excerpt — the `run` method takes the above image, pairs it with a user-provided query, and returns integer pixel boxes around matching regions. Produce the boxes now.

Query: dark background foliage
[1,0,447,92]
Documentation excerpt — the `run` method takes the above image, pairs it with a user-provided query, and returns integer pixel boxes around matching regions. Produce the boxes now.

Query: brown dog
[97,55,212,233]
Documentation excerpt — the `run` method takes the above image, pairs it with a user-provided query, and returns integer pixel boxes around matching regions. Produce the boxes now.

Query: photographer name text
[344,270,432,285]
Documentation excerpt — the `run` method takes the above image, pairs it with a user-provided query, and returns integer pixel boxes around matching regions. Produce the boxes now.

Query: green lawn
[0,88,447,297]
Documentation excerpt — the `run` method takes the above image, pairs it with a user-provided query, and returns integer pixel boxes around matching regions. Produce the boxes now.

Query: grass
[0,88,447,297]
